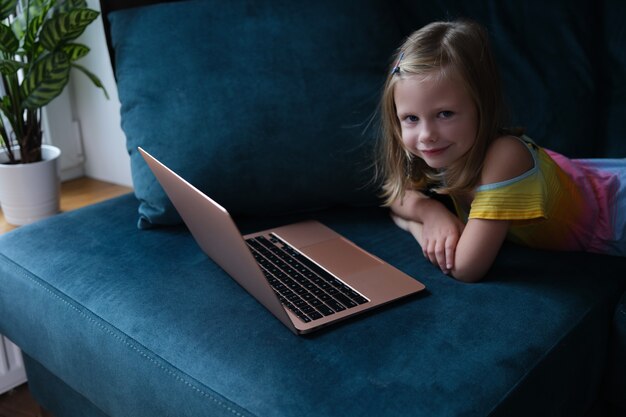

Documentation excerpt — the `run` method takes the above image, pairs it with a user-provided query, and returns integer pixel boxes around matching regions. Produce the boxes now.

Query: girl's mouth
[420,145,450,157]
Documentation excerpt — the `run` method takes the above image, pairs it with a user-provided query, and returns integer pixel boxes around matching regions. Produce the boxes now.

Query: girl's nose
[418,122,437,144]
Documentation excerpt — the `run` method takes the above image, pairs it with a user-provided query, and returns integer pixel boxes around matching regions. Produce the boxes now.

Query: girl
[378,20,625,282]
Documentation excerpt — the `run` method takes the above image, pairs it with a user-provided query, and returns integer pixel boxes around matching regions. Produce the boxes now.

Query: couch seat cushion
[0,195,624,417]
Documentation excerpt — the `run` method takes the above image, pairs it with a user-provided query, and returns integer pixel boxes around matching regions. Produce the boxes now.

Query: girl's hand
[419,209,465,274]
[390,193,464,274]
[391,212,460,274]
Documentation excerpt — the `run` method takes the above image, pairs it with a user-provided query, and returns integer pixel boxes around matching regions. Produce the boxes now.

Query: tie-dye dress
[453,136,626,256]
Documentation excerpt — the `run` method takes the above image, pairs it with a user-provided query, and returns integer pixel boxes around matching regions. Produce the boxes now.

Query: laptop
[139,147,425,334]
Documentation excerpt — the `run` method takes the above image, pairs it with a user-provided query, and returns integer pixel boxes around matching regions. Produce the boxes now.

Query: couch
[1,0,625,416]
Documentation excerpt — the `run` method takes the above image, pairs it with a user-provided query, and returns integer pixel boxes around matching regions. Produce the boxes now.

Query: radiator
[0,335,27,394]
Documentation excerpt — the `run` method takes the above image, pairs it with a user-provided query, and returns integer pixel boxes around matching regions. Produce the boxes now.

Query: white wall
[75,0,132,187]
[44,0,132,187]
[42,87,85,180]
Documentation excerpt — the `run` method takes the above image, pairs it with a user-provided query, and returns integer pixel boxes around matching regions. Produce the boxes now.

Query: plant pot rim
[0,144,61,167]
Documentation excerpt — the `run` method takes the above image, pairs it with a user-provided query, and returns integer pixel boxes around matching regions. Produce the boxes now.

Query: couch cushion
[109,0,402,228]
[1,195,624,417]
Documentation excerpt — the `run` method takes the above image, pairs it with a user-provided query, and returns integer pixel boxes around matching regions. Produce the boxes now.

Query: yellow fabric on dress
[453,137,604,252]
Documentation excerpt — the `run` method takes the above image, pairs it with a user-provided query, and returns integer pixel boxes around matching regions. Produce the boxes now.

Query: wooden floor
[0,177,132,234]
[0,177,132,416]
[0,385,54,417]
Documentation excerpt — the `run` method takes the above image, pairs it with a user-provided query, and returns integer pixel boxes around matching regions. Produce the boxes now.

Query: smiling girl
[378,20,626,282]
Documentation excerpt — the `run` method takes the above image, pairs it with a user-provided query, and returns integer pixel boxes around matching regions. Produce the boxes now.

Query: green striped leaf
[39,8,98,51]
[24,3,53,53]
[61,43,89,61]
[72,63,108,99]
[21,51,71,110]
[0,0,18,21]
[0,58,23,75]
[57,0,88,13]
[0,22,18,54]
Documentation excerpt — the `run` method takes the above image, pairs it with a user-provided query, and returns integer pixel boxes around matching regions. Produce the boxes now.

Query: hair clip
[391,52,404,75]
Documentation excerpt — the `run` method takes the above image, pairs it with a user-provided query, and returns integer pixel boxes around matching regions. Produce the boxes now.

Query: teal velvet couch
[1,1,625,416]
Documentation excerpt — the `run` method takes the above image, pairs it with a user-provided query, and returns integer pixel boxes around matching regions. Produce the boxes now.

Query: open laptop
[139,147,425,334]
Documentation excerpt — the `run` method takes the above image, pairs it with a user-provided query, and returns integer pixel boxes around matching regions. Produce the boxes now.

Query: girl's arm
[449,218,510,282]
[391,190,465,274]
[391,215,509,282]
[449,136,534,281]
[390,189,443,222]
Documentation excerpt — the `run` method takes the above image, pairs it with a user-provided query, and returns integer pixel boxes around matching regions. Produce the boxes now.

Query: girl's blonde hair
[377,20,514,206]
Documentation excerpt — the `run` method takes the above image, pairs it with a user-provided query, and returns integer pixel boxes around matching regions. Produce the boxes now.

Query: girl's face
[394,71,478,169]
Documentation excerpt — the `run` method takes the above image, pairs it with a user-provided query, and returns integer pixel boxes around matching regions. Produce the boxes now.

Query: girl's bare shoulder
[479,135,534,186]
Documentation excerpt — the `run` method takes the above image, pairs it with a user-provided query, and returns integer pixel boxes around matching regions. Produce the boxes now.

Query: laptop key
[334,293,357,308]
[317,304,335,316]
[325,299,347,313]
[307,311,323,320]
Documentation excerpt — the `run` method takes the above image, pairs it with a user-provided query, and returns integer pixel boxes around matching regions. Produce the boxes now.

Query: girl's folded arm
[449,136,533,282]
[395,215,509,282]
[390,189,442,222]
[450,218,510,282]
[391,190,465,272]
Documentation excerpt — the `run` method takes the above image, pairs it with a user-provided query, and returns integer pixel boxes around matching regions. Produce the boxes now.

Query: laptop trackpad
[300,238,383,277]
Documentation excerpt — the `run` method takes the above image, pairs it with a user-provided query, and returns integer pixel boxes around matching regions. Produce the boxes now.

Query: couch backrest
[104,0,401,228]
[602,0,626,156]
[101,0,625,228]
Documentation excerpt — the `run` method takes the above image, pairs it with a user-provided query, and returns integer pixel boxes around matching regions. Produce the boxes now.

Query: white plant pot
[0,145,61,226]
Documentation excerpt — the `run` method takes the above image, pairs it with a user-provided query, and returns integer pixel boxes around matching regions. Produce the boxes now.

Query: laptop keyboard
[245,235,369,323]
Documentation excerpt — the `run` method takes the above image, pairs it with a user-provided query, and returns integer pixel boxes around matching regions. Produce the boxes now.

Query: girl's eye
[438,111,454,119]
[405,115,419,123]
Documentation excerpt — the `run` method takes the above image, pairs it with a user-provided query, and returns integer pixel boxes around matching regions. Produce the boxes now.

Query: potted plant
[0,0,107,225]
